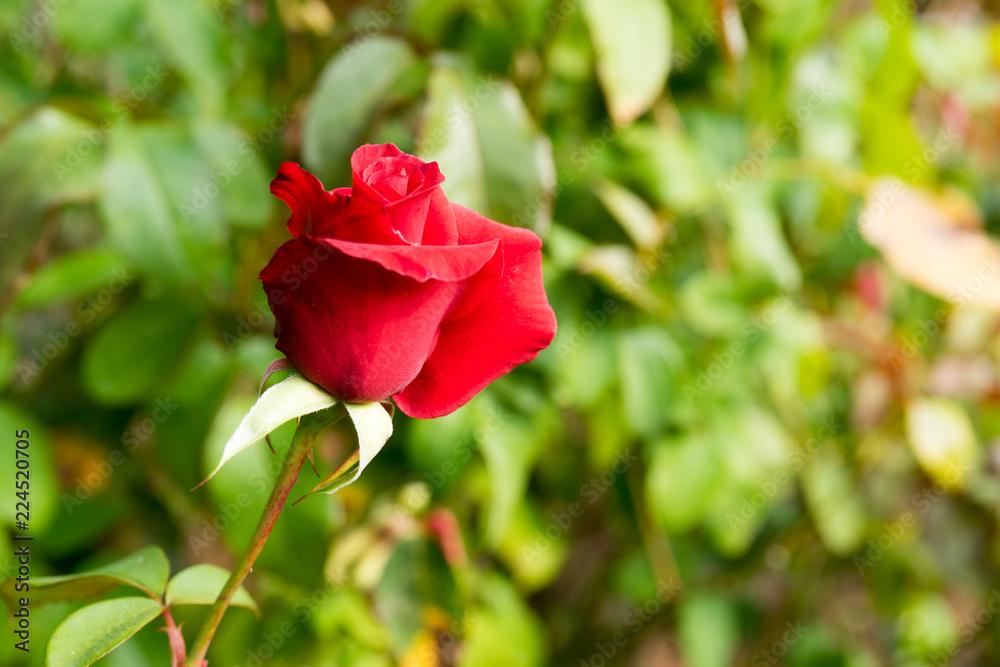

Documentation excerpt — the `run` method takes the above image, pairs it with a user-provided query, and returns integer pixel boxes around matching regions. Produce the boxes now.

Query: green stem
[184,412,335,666]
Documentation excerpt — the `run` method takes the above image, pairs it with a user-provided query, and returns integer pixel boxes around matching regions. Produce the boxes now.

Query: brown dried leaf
[859,179,1000,309]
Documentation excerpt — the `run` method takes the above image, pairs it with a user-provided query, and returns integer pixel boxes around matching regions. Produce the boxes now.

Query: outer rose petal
[260,239,462,403]
[320,237,498,283]
[270,162,337,237]
[270,162,403,244]
[393,205,558,418]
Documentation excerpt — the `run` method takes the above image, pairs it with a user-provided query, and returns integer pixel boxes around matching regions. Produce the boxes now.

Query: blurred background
[3,0,1000,664]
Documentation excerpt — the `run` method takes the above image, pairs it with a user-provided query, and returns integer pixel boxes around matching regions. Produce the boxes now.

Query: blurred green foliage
[4,0,1000,665]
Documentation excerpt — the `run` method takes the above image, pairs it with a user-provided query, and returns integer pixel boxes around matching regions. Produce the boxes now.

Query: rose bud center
[362,157,424,200]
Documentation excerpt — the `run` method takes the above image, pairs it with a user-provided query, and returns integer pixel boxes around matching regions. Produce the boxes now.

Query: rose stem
[162,609,187,667]
[185,411,336,666]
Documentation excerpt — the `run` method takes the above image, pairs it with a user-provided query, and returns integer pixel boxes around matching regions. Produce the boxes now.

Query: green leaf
[0,323,16,392]
[646,435,719,532]
[0,108,104,291]
[310,401,394,496]
[800,446,867,555]
[99,122,192,283]
[303,37,417,184]
[165,564,258,613]
[202,374,339,482]
[618,328,683,438]
[583,0,672,124]
[479,416,542,546]
[621,124,713,214]
[0,107,104,223]
[458,574,545,667]
[145,0,224,113]
[498,503,569,591]
[2,546,169,608]
[678,593,740,667]
[677,273,748,338]
[192,120,273,229]
[16,248,128,308]
[47,597,164,667]
[722,183,802,290]
[418,56,554,232]
[374,540,458,655]
[0,404,58,533]
[139,123,226,251]
[81,299,200,405]
[593,179,665,251]
[51,0,140,52]
[899,593,959,656]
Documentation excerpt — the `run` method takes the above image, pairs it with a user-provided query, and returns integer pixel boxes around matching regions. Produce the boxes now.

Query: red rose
[260,144,557,418]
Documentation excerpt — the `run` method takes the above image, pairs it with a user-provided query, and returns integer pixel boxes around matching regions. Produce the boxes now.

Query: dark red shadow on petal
[260,239,463,403]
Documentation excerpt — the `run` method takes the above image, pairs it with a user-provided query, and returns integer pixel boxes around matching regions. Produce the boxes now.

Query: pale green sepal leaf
[315,402,393,496]
[201,374,338,484]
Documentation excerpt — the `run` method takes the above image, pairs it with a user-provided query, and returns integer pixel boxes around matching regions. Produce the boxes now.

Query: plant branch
[184,410,339,665]
[162,609,187,667]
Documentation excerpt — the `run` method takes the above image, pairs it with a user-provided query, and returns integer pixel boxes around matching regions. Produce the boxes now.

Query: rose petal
[270,162,411,245]
[394,204,557,418]
[260,239,459,403]
[320,237,499,283]
[419,188,459,246]
[270,162,338,237]
[349,144,449,244]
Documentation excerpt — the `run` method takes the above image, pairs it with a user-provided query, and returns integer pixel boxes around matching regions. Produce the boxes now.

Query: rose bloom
[260,144,557,418]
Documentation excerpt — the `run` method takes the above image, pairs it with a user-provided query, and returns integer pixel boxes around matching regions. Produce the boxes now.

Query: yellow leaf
[905,397,977,489]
